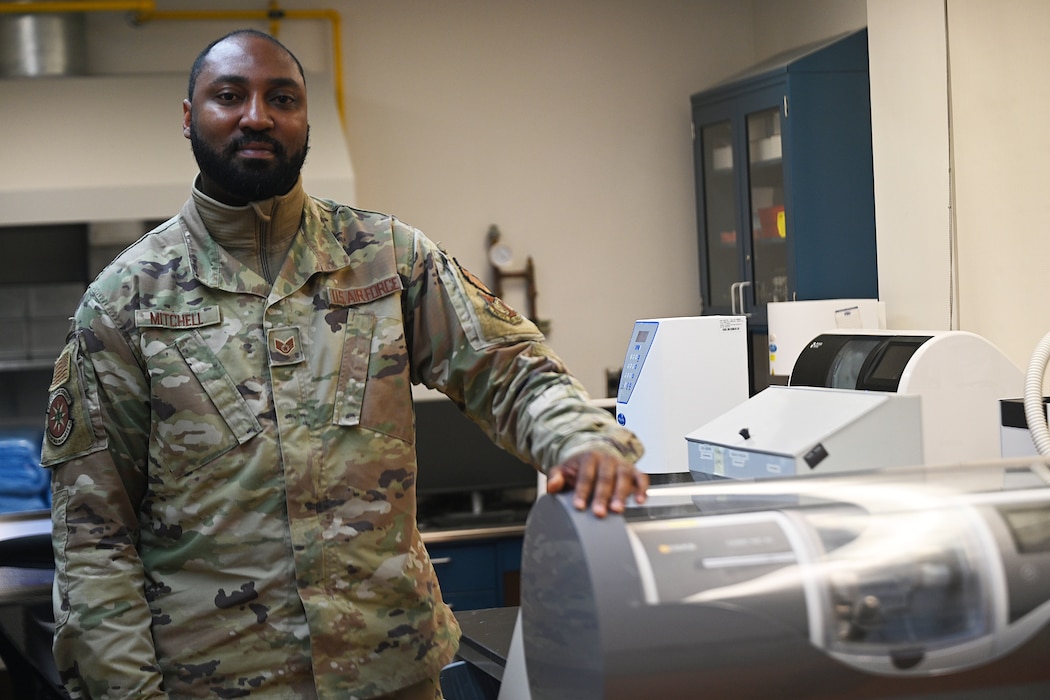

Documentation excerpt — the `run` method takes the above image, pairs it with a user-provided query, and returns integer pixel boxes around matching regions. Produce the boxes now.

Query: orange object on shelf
[757,205,786,239]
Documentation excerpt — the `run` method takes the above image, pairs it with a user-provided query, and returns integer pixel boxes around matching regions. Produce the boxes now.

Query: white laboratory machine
[686,385,923,480]
[614,316,748,475]
[685,329,1021,480]
[788,329,1022,465]
[1001,398,1050,458]
[767,298,885,381]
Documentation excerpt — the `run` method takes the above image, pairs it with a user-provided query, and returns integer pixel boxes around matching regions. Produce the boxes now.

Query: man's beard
[190,124,310,202]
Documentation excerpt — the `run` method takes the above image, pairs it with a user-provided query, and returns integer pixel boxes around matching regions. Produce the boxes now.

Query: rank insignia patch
[46,387,74,446]
[268,326,304,366]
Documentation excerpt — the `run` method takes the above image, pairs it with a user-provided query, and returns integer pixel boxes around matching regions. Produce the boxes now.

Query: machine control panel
[616,321,658,404]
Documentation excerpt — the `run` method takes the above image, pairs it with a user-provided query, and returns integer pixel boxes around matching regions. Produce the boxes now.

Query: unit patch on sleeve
[40,341,107,466]
[46,387,74,446]
[46,346,75,446]
[456,260,524,326]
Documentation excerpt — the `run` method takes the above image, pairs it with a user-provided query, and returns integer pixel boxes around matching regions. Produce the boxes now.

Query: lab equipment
[1001,397,1050,458]
[789,329,1022,464]
[615,316,748,474]
[513,460,1050,699]
[685,385,923,480]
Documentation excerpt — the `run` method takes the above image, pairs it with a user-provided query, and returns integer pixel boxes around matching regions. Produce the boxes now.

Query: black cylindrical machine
[520,461,1050,699]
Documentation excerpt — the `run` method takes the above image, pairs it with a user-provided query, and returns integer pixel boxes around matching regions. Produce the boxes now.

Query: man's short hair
[187,28,306,101]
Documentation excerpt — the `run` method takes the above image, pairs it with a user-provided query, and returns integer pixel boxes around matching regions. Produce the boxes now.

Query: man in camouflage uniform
[41,29,646,700]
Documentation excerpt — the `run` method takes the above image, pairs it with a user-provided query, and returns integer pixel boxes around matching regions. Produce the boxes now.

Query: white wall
[948,0,1050,377]
[340,0,756,395]
[752,0,867,60]
[867,0,952,331]
[74,0,868,396]
[867,0,1050,380]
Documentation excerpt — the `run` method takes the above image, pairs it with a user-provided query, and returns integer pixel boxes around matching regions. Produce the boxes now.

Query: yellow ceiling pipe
[0,1,151,14]
[0,1,347,128]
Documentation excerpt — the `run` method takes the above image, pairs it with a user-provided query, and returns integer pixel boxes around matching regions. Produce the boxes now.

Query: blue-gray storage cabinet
[691,29,878,393]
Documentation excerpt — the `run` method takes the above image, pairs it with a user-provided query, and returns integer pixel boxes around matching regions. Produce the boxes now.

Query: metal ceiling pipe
[0,4,86,77]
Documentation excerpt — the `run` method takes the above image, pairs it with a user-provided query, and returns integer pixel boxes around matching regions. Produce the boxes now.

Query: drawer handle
[431,557,453,565]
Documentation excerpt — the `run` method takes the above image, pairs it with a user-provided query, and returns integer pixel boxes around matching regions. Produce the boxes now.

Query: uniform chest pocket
[333,310,413,443]
[148,332,262,474]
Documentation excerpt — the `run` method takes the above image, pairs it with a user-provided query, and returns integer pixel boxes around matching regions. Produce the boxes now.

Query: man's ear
[182,99,192,139]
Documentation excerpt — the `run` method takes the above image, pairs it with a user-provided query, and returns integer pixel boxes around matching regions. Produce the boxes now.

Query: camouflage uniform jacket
[42,179,643,699]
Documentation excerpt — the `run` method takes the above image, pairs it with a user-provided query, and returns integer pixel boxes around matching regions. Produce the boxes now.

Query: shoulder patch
[40,341,107,466]
[45,387,75,447]
[456,259,524,327]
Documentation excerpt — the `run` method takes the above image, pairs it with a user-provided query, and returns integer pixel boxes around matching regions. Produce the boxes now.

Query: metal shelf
[0,359,55,373]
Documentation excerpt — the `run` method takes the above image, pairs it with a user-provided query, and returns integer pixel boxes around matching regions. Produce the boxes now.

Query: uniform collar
[180,177,352,297]
[190,176,306,254]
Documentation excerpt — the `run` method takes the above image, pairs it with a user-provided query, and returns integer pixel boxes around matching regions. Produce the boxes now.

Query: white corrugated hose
[1023,331,1050,456]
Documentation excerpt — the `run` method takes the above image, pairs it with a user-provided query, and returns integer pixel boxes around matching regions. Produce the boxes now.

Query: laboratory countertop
[417,496,532,544]
[0,567,52,606]
[0,507,530,608]
[0,531,528,606]
[0,512,55,607]
[454,606,519,681]
[421,522,525,544]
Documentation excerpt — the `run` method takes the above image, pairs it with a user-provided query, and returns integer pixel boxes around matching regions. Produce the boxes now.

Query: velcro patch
[457,261,524,326]
[45,387,74,446]
[40,340,106,465]
[268,327,304,366]
[327,275,403,307]
[134,306,221,329]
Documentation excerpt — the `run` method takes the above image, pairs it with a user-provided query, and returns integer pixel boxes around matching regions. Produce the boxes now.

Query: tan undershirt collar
[191,176,306,282]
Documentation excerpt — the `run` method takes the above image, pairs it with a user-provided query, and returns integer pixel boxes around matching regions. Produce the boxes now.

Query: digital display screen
[635,330,649,343]
[869,344,916,382]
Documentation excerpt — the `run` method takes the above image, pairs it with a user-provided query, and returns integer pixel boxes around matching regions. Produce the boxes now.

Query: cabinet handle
[430,557,453,566]
[729,282,740,314]
[738,280,752,318]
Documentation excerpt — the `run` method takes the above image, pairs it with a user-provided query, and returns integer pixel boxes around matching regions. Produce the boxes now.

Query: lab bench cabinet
[691,29,878,389]
[427,535,523,611]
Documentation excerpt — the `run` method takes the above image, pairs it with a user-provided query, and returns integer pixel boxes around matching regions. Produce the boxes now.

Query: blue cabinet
[428,536,523,611]
[691,29,878,393]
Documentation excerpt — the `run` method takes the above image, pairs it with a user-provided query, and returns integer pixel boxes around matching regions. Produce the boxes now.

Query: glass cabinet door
[745,106,789,310]
[699,120,741,312]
